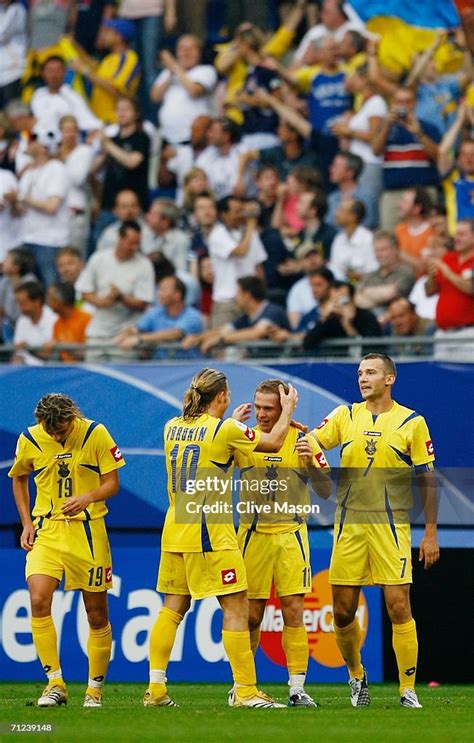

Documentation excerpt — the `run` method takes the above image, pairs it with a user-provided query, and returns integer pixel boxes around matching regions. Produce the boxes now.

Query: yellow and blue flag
[348,0,461,74]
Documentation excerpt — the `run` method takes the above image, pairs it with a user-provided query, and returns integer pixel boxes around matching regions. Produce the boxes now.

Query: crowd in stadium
[0,0,473,363]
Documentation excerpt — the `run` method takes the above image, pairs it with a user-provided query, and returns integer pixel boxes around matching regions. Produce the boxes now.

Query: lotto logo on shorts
[221,569,237,585]
[110,445,123,461]
[105,566,112,583]
[315,451,328,468]
[425,440,434,456]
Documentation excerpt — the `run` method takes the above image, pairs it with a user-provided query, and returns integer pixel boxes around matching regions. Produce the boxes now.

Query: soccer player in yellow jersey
[233,379,332,707]
[8,394,125,708]
[311,353,439,709]
[144,368,298,709]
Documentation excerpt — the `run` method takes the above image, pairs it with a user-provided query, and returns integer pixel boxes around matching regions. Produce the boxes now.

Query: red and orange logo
[259,569,368,667]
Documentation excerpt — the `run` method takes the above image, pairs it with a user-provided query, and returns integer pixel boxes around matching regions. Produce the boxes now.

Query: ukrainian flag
[348,0,461,74]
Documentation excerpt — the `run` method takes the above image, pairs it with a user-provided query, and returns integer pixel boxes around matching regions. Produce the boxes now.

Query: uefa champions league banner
[0,547,382,683]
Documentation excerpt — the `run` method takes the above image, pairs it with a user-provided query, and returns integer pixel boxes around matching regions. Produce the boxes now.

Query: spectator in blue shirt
[183,275,290,355]
[115,274,203,358]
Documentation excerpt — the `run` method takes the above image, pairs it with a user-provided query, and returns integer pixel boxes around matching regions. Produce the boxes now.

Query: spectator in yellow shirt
[71,18,140,124]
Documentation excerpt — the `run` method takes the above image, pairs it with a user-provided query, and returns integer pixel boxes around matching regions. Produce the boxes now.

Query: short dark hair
[56,246,82,261]
[255,378,290,397]
[216,195,241,215]
[49,282,76,306]
[161,274,187,301]
[333,279,355,299]
[41,55,65,70]
[237,275,267,301]
[349,199,366,224]
[413,187,433,217]
[346,30,366,54]
[389,297,416,313]
[361,352,397,377]
[15,280,45,303]
[118,219,141,237]
[341,152,363,180]
[215,117,241,143]
[310,188,328,220]
[290,165,323,190]
[256,163,280,180]
[308,266,334,283]
[8,248,36,276]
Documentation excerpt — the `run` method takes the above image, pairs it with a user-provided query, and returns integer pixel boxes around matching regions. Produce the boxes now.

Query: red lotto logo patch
[244,427,256,441]
[110,445,123,461]
[315,451,328,468]
[221,569,237,585]
[105,566,112,583]
[425,440,434,457]
[316,418,328,430]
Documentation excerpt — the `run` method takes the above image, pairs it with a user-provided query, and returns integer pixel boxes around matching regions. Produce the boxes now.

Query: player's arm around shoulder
[295,434,333,500]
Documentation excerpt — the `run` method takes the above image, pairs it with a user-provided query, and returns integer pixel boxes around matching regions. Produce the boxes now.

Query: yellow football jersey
[312,401,435,512]
[235,426,329,534]
[90,49,140,123]
[162,414,261,553]
[8,418,125,521]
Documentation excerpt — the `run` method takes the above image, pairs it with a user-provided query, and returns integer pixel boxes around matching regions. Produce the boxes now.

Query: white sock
[150,669,167,684]
[289,673,306,694]
[47,669,63,682]
[87,677,103,689]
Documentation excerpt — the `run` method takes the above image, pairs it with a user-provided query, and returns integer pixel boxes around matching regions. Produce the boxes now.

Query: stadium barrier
[0,333,473,363]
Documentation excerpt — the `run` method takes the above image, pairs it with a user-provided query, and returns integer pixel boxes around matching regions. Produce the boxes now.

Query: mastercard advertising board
[0,547,383,683]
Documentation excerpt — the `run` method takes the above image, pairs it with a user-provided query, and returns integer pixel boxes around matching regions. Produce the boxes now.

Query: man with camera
[372,87,441,232]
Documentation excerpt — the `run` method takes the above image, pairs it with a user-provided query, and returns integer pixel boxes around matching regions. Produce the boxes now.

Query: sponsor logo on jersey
[259,569,368,668]
[363,431,381,437]
[105,566,112,583]
[263,456,283,462]
[221,569,237,585]
[110,445,123,461]
[234,420,256,441]
[425,440,434,456]
[54,453,73,460]
[315,451,328,468]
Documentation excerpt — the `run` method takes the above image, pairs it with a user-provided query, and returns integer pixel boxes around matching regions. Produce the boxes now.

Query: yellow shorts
[26,517,113,592]
[237,524,311,599]
[157,549,247,600]
[329,512,412,586]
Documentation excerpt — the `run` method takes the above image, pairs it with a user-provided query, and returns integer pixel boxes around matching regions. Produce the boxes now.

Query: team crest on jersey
[221,569,237,585]
[110,445,123,461]
[265,465,278,480]
[364,438,377,456]
[57,461,70,478]
[425,440,434,456]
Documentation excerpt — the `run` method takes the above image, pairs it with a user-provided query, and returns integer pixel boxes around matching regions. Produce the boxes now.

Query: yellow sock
[149,607,183,696]
[334,619,364,680]
[282,625,308,675]
[393,619,418,694]
[31,616,63,685]
[249,628,260,655]
[222,629,257,699]
[87,623,112,690]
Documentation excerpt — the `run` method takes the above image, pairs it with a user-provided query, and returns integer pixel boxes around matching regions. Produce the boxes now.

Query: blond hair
[35,393,83,433]
[182,368,228,420]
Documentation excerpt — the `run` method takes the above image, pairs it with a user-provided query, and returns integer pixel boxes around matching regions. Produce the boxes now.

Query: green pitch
[0,684,473,743]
